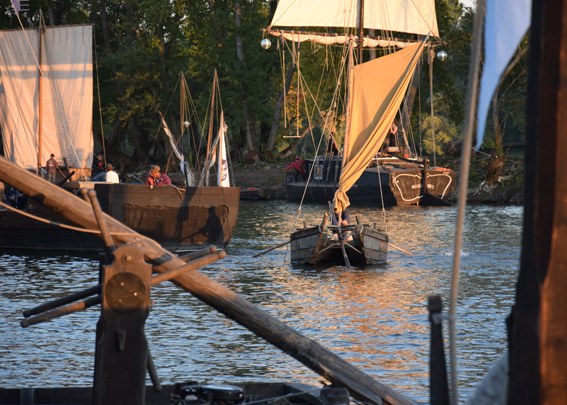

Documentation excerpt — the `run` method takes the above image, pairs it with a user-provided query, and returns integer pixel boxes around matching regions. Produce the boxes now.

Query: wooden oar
[0,157,417,405]
[252,240,291,257]
[388,242,414,256]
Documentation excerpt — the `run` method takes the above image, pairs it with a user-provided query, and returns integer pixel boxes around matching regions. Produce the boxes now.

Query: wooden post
[93,244,152,405]
[428,296,450,405]
[0,158,416,405]
[508,0,567,403]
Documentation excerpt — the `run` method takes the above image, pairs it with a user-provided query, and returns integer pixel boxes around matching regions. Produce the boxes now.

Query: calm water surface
[0,202,523,403]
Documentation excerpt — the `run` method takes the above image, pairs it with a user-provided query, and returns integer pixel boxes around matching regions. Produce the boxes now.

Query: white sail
[217,112,230,187]
[0,25,93,170]
[270,0,439,38]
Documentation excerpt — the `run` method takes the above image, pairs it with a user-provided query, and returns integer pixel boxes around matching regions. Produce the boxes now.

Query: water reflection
[0,202,522,403]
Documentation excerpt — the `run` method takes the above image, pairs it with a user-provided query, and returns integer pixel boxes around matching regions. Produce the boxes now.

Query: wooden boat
[0,28,240,252]
[268,0,455,208]
[0,382,349,405]
[290,218,388,265]
[285,156,456,207]
[269,0,444,265]
[0,182,240,251]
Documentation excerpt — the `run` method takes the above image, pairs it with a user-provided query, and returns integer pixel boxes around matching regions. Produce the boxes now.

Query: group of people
[45,153,173,186]
[91,154,119,183]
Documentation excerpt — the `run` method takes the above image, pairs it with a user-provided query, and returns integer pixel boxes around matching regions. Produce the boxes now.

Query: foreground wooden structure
[0,157,416,405]
[507,0,567,402]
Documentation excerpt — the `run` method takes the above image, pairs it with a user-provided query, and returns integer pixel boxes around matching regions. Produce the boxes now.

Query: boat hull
[285,157,456,207]
[290,224,388,265]
[0,183,240,252]
[0,382,349,405]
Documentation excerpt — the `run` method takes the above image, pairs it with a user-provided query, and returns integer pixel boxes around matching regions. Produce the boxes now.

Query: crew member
[105,164,119,183]
[46,154,59,183]
[283,155,305,176]
[145,165,172,186]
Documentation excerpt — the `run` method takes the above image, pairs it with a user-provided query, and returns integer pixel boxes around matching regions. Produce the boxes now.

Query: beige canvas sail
[334,40,426,211]
[0,25,93,171]
[270,0,439,38]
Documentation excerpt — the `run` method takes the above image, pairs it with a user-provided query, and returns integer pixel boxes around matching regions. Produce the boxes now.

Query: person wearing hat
[105,164,119,183]
[145,165,171,186]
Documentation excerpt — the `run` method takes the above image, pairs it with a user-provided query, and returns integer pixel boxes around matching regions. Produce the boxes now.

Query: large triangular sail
[334,40,426,211]
[269,0,439,39]
[0,25,94,171]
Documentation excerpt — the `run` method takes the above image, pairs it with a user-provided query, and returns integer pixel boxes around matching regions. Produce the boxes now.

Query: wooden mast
[358,0,364,63]
[37,20,43,174]
[204,69,217,186]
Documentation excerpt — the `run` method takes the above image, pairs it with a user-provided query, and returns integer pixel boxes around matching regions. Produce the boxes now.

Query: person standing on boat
[105,164,119,183]
[327,134,339,156]
[145,165,172,186]
[46,154,59,183]
[284,155,305,180]
[388,119,398,147]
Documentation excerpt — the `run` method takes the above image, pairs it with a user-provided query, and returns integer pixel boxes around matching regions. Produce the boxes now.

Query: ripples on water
[0,202,523,403]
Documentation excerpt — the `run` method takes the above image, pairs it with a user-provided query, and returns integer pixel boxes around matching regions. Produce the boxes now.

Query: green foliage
[0,0,529,169]
[418,112,461,155]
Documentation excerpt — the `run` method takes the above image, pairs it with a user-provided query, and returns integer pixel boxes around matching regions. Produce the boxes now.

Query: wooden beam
[0,157,416,405]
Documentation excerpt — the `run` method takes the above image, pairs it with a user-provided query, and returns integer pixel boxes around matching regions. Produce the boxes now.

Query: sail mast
[342,40,354,169]
[358,0,364,63]
[205,70,217,186]
[37,22,43,173]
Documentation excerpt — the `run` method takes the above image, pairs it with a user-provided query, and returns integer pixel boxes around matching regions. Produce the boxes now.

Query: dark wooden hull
[0,183,240,251]
[290,224,388,265]
[285,157,456,207]
[0,382,349,405]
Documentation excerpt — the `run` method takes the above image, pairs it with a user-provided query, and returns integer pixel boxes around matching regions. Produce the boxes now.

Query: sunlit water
[0,202,523,403]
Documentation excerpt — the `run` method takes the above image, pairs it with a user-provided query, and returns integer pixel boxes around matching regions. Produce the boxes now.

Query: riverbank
[228,153,524,205]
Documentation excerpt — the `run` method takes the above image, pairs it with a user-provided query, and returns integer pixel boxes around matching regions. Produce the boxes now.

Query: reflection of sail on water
[0,25,93,172]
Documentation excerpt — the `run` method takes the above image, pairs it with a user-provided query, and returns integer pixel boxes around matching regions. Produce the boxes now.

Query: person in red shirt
[284,155,305,176]
[46,154,59,183]
[145,165,172,186]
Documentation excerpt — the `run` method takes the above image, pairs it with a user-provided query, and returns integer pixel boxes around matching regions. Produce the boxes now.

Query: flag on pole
[217,112,230,187]
[11,0,20,13]
[475,0,531,151]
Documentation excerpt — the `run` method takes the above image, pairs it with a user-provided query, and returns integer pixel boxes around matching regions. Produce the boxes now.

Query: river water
[0,201,523,403]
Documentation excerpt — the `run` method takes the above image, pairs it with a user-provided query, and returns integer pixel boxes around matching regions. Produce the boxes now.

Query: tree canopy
[0,0,528,169]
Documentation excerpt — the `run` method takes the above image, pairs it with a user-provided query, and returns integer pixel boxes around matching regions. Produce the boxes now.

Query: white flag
[476,0,531,151]
[217,112,230,187]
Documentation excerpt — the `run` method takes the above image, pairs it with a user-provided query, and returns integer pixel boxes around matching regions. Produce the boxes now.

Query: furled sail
[217,112,230,187]
[267,30,413,48]
[159,111,195,186]
[334,40,426,211]
[0,25,93,171]
[269,0,439,38]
